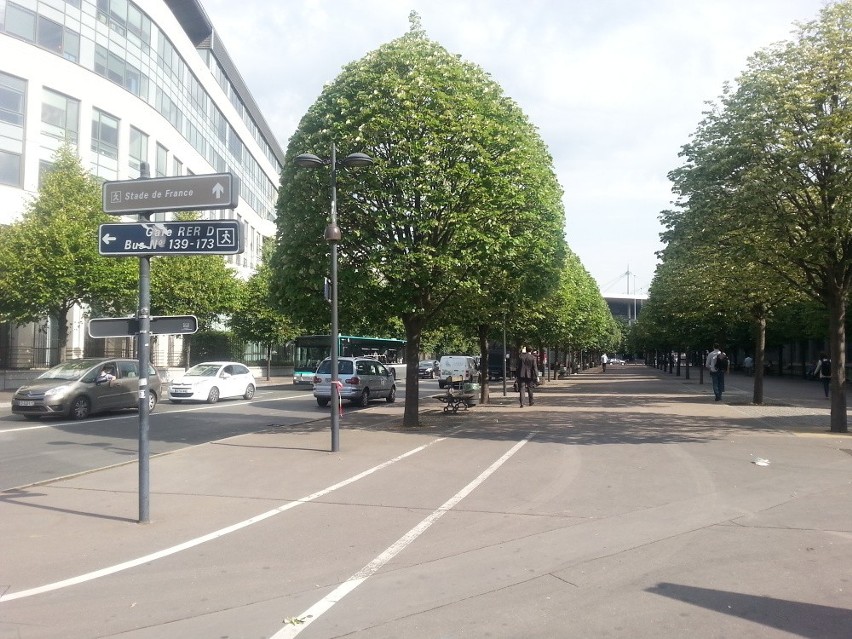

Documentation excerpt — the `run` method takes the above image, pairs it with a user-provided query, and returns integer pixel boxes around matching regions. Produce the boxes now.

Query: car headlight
[44,385,71,399]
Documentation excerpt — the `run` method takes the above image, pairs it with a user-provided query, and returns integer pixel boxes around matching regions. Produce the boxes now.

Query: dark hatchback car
[12,358,162,420]
[418,360,440,379]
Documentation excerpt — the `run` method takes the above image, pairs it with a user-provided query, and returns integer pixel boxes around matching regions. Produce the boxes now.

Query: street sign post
[89,315,199,338]
[99,220,244,256]
[102,173,238,215]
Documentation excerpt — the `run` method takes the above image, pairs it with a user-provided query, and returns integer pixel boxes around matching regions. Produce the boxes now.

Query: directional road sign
[89,315,199,338]
[99,220,244,256]
[102,173,238,215]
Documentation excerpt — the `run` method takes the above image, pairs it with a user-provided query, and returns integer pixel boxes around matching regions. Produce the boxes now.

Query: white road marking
[272,432,536,638]
[0,437,444,603]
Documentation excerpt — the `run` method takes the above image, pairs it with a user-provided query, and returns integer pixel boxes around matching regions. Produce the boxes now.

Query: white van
[438,355,478,389]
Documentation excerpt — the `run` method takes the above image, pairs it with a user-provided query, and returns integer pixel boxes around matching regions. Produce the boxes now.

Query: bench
[433,376,478,413]
[434,389,476,413]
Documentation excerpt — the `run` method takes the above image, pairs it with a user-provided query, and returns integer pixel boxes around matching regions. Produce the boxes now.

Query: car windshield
[316,360,355,375]
[37,361,97,381]
[184,364,222,377]
[419,361,434,367]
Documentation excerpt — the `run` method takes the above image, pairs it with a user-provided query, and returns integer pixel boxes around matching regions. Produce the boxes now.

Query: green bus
[292,335,406,385]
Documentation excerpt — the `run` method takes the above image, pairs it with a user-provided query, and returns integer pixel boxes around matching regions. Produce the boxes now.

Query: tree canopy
[272,14,566,425]
[0,144,136,359]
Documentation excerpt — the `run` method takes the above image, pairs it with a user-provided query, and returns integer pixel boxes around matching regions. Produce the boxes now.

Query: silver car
[12,358,162,420]
[313,356,396,407]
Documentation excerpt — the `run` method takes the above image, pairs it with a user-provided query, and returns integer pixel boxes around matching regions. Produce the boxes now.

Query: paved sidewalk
[1,364,850,638]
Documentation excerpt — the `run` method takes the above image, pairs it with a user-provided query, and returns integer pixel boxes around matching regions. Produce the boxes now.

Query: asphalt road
[1,366,850,639]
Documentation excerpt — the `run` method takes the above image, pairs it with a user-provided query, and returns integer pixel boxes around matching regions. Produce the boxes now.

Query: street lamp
[294,143,373,452]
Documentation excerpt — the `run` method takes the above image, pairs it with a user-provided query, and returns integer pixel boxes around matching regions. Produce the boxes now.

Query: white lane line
[0,437,444,603]
[273,432,536,638]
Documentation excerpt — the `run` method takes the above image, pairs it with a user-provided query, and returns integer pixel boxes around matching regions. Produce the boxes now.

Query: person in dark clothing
[812,353,831,398]
[517,347,539,408]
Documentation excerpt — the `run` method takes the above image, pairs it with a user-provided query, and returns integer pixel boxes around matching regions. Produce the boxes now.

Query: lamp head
[340,152,374,168]
[293,153,325,169]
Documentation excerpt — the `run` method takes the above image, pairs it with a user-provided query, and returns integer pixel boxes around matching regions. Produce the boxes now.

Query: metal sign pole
[137,163,151,524]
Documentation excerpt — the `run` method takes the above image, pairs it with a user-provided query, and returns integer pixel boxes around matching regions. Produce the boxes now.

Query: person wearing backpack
[705,344,728,401]
[812,352,831,398]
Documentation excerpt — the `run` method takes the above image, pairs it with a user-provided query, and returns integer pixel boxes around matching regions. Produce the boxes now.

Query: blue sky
[201,0,828,295]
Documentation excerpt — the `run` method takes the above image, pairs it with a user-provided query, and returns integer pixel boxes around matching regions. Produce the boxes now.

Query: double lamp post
[294,143,373,452]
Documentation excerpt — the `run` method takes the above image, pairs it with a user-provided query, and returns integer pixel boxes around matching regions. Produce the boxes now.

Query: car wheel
[386,385,396,403]
[69,396,91,420]
[148,391,158,413]
[316,397,329,407]
[207,387,220,404]
[358,388,370,407]
[243,384,255,400]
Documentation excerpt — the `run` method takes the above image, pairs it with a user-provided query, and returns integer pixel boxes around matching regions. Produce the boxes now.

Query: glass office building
[0,0,284,368]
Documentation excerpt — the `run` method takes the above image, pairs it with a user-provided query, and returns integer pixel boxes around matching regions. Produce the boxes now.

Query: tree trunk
[265,344,272,381]
[827,291,848,433]
[402,315,425,428]
[752,315,766,405]
[477,324,490,405]
[56,304,71,364]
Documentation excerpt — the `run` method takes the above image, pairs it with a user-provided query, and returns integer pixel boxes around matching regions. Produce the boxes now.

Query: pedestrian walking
[706,344,728,401]
[743,355,754,376]
[517,347,539,408]
[600,353,608,373]
[812,352,831,398]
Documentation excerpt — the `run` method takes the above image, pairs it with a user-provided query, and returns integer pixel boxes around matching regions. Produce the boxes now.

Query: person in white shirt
[600,353,608,373]
[705,345,728,401]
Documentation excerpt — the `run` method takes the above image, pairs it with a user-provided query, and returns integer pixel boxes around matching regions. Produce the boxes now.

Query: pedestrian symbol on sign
[217,228,235,247]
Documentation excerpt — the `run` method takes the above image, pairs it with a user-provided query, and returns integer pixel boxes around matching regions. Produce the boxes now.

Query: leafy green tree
[150,254,241,366]
[273,13,565,426]
[230,244,300,379]
[0,144,136,361]
[668,2,852,430]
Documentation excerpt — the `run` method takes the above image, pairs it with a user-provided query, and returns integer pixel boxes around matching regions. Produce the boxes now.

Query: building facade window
[42,88,80,144]
[129,125,148,176]
[0,71,26,186]
[90,108,119,180]
[4,4,37,42]
[155,142,167,178]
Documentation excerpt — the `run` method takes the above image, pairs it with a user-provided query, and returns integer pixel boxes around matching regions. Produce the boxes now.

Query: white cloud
[201,0,827,293]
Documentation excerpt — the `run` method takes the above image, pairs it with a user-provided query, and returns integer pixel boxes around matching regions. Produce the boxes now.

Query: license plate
[16,400,35,407]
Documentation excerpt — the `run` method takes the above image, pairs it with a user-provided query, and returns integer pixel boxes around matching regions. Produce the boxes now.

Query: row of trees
[635,2,852,432]
[272,14,620,426]
[0,15,622,429]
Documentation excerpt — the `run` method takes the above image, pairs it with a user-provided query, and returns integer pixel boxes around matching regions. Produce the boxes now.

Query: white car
[168,362,256,404]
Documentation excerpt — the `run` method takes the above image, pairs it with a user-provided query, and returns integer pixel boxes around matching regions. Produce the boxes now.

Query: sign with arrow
[99,220,244,256]
[102,172,238,215]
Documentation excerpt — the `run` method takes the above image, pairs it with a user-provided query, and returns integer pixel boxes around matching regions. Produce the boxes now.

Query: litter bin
[463,382,480,406]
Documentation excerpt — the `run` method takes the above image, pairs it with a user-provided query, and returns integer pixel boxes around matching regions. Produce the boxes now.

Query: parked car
[418,360,440,379]
[313,356,396,407]
[168,362,256,404]
[12,358,162,420]
[438,355,478,389]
